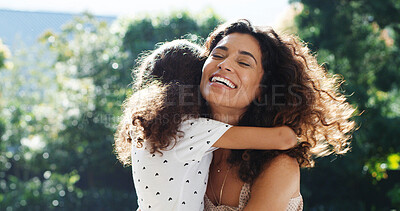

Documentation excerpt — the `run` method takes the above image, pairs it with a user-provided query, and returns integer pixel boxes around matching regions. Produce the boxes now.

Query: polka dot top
[132,118,232,211]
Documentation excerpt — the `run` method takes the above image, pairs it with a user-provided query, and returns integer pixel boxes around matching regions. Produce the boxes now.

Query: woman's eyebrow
[239,50,257,64]
[213,46,258,64]
[214,46,228,51]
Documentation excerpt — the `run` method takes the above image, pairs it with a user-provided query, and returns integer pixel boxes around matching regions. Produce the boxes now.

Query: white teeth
[211,76,236,88]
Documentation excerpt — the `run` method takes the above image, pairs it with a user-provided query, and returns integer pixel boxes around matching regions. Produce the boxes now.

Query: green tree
[290,0,400,209]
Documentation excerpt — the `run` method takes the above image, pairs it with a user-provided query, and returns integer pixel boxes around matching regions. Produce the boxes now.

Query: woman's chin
[207,96,250,111]
[202,85,254,111]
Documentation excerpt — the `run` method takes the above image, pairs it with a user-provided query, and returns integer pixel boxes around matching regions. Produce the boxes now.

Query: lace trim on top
[204,183,303,211]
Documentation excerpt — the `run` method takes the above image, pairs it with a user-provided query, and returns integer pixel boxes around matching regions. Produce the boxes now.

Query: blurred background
[0,0,399,210]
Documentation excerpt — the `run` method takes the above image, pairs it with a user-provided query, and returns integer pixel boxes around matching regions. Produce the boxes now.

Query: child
[114,40,297,211]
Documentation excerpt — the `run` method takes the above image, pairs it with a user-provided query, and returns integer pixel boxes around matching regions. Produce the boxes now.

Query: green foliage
[291,0,400,209]
[388,183,400,208]
[0,39,11,69]
[0,10,222,210]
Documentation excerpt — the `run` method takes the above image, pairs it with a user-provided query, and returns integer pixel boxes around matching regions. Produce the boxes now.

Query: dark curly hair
[114,40,206,165]
[203,19,356,183]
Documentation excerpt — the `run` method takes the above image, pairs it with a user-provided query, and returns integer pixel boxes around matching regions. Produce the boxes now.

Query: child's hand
[278,126,298,150]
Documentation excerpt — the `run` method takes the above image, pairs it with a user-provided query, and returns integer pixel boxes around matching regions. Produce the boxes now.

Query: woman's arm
[213,126,297,150]
[243,154,300,211]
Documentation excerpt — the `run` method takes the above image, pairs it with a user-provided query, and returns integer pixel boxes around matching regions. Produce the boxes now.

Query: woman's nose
[217,59,232,72]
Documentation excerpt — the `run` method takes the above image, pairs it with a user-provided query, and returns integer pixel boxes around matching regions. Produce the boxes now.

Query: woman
[200,20,356,210]
[114,39,297,211]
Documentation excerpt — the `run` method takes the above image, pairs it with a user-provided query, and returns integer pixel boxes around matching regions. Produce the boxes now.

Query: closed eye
[212,54,223,59]
[238,62,250,66]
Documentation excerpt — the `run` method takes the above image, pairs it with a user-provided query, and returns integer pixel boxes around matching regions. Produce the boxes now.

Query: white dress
[132,118,232,211]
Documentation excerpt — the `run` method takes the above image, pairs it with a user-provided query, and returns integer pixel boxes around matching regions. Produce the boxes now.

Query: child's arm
[213,126,297,150]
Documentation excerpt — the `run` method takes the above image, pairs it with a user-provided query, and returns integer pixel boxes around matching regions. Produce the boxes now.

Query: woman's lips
[209,75,237,89]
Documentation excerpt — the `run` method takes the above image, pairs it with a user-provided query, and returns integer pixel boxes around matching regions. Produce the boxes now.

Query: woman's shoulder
[267,154,299,169]
[246,154,301,210]
[264,154,300,176]
[255,154,300,186]
[250,154,300,201]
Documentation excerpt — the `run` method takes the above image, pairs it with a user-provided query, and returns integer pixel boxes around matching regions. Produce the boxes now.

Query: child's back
[132,117,231,210]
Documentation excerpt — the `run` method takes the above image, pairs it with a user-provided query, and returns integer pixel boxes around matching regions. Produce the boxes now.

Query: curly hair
[204,20,357,183]
[114,40,206,166]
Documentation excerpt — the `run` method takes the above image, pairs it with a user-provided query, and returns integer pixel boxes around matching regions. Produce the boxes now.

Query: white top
[132,118,232,211]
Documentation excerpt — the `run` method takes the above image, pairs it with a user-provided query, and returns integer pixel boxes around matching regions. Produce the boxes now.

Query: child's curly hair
[114,40,206,166]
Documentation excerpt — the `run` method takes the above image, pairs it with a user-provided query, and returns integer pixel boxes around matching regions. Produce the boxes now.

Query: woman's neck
[209,104,246,125]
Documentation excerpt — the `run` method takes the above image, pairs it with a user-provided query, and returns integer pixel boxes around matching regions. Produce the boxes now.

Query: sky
[0,0,290,26]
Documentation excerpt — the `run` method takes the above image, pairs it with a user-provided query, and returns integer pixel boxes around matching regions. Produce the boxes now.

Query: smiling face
[200,33,264,115]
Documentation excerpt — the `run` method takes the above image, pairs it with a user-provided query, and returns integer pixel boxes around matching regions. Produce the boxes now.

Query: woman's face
[200,33,264,113]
